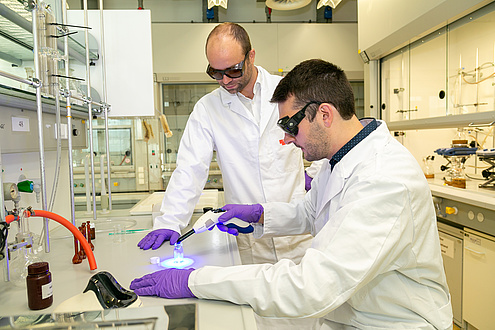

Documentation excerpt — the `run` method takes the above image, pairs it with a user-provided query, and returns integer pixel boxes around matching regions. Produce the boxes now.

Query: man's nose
[283,133,295,145]
[222,74,232,84]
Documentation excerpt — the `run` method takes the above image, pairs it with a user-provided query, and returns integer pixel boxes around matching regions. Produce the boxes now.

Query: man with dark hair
[132,59,453,329]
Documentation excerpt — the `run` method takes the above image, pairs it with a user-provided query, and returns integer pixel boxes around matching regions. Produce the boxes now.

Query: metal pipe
[0,148,8,281]
[83,0,97,219]
[0,69,39,87]
[104,107,112,210]
[32,1,50,253]
[62,0,76,226]
[48,65,61,213]
[99,0,112,210]
[70,94,103,107]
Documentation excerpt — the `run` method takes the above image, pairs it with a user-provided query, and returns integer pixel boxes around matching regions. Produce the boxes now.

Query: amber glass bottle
[26,262,53,310]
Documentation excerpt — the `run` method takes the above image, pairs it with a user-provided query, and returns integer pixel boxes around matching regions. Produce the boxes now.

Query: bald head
[205,22,257,97]
[205,22,251,55]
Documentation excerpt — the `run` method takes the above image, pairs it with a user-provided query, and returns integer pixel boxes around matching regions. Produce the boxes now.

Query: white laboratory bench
[427,176,495,237]
[0,211,256,330]
[428,176,495,211]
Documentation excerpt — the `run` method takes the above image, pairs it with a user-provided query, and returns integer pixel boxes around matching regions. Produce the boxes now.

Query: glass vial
[174,243,184,262]
[26,262,53,310]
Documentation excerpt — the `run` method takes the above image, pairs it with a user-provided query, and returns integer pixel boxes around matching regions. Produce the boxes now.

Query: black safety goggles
[206,51,249,80]
[277,101,321,137]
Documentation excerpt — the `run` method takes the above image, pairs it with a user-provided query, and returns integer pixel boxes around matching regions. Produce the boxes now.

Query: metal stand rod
[0,70,39,87]
[32,2,50,253]
[71,94,104,108]
[83,0,97,220]
[48,68,62,213]
[100,0,112,210]
[62,0,76,226]
[0,149,8,281]
[104,108,112,210]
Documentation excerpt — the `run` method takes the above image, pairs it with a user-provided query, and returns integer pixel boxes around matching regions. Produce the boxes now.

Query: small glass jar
[26,262,53,310]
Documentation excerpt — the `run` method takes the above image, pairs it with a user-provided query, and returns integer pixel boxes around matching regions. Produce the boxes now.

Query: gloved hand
[305,171,313,192]
[216,204,263,236]
[137,229,179,250]
[130,268,196,299]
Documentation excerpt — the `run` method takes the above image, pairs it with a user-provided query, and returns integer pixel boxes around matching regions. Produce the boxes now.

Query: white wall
[152,23,363,80]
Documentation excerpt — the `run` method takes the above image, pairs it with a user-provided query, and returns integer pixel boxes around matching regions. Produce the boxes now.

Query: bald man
[140,22,316,265]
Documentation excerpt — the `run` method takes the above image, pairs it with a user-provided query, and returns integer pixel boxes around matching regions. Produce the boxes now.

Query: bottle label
[41,282,53,299]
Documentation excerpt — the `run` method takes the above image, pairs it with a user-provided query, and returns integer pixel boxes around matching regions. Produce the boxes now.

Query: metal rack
[0,0,113,266]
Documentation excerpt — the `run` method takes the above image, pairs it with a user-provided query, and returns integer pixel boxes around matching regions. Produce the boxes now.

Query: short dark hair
[271,59,355,121]
[206,22,252,55]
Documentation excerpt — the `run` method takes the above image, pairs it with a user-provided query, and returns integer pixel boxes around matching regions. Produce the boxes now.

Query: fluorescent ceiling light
[265,0,312,11]
[317,0,342,9]
[208,0,228,9]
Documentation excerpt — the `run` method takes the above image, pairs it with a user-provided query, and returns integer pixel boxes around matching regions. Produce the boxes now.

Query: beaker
[423,156,435,179]
[9,240,43,286]
[112,224,125,243]
[448,156,466,189]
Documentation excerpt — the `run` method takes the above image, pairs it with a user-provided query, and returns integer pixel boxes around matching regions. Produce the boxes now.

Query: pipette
[176,208,254,243]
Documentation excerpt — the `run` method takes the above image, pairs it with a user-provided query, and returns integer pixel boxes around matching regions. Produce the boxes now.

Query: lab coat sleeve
[305,159,325,179]
[153,102,215,233]
[258,185,317,238]
[189,178,414,319]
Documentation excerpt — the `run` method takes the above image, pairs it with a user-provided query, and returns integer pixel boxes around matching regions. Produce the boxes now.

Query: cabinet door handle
[465,247,485,255]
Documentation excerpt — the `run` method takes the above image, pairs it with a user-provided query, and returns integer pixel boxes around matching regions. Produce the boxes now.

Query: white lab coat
[154,66,313,265]
[189,121,453,329]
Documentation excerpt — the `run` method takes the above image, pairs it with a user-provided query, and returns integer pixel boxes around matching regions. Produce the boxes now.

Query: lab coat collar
[333,119,389,179]
[315,120,390,219]
[218,66,279,134]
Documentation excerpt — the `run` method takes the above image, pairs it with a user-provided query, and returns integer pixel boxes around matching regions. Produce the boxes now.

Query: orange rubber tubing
[4,210,97,270]
[5,214,15,224]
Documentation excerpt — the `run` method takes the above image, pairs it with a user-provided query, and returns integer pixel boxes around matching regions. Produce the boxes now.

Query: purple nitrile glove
[137,229,180,250]
[216,204,263,236]
[130,268,196,299]
[305,171,313,192]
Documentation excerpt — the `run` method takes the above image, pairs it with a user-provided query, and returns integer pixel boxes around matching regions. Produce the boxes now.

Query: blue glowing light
[160,257,194,269]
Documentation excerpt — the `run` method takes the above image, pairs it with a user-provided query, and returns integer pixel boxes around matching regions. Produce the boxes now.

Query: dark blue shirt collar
[329,118,380,170]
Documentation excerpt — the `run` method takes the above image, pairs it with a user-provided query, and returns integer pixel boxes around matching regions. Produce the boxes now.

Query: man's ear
[319,103,335,128]
[249,49,256,62]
